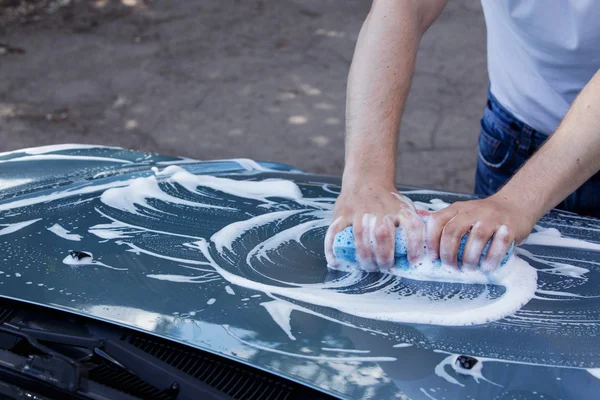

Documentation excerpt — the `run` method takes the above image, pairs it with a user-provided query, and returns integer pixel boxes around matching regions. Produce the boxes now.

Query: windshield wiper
[0,323,229,400]
[0,324,79,392]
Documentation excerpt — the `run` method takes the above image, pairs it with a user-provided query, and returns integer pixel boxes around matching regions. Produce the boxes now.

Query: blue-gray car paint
[0,145,599,400]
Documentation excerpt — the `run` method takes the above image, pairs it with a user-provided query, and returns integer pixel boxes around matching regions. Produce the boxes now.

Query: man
[324,0,600,271]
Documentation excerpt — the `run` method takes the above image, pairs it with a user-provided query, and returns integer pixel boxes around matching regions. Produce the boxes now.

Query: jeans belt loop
[520,125,533,153]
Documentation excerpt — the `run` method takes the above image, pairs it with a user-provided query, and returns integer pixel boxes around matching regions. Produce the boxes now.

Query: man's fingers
[355,214,377,271]
[462,221,495,270]
[482,225,513,272]
[398,212,425,265]
[425,207,458,260]
[439,214,471,268]
[374,216,396,269]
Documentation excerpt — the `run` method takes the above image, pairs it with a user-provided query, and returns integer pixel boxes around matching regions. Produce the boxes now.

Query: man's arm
[427,69,600,270]
[325,0,447,268]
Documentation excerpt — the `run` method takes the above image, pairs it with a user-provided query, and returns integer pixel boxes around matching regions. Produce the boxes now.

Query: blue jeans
[475,90,600,217]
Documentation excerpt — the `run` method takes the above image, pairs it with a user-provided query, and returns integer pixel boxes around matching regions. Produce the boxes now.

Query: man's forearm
[343,0,446,189]
[497,69,600,222]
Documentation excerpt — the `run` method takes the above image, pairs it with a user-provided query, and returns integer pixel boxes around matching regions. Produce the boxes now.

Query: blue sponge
[333,226,513,270]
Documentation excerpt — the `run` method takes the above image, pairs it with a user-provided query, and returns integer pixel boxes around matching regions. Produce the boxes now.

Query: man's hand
[325,184,425,270]
[426,69,600,272]
[425,194,536,272]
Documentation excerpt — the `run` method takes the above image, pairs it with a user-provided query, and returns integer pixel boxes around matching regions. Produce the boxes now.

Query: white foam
[419,388,438,400]
[47,223,82,241]
[321,184,340,195]
[155,157,200,166]
[0,144,121,157]
[146,273,220,284]
[516,248,591,283]
[197,239,538,326]
[0,178,32,190]
[261,300,297,340]
[90,209,202,240]
[524,227,600,251]
[0,155,132,165]
[535,289,599,299]
[228,158,274,172]
[0,219,41,236]
[434,349,599,379]
[246,219,328,268]
[321,348,370,354]
[155,166,302,203]
[211,210,300,251]
[588,369,600,379]
[451,356,501,386]
[62,251,127,271]
[435,354,501,387]
[89,222,135,239]
[0,179,135,212]
[117,241,214,268]
[100,173,235,216]
[434,355,464,387]
[225,285,235,295]
[392,343,413,348]
[207,298,216,305]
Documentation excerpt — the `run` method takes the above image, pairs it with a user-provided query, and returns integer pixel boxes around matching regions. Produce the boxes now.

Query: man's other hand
[425,195,535,272]
[325,184,425,270]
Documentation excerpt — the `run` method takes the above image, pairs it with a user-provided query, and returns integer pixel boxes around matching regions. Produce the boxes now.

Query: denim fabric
[475,90,600,218]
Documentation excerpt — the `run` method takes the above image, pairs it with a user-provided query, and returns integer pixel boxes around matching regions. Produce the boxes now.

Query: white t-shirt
[481,0,600,135]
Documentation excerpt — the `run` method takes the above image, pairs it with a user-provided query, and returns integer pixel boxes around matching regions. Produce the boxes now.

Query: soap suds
[47,223,82,241]
[211,210,301,251]
[0,144,120,157]
[261,300,297,340]
[0,154,133,165]
[434,354,501,387]
[225,285,235,295]
[434,355,465,387]
[0,219,42,236]
[0,179,136,212]
[419,388,438,400]
[321,347,370,354]
[62,251,127,271]
[228,158,275,172]
[525,227,600,251]
[588,369,600,380]
[146,273,220,284]
[100,173,235,216]
[199,236,537,326]
[0,178,32,190]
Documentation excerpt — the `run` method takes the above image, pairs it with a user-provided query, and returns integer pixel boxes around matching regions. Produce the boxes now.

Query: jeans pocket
[477,110,518,173]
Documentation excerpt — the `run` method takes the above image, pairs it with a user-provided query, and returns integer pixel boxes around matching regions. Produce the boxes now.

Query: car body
[0,144,599,399]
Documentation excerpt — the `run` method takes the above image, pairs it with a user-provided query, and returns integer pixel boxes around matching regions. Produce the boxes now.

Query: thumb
[324,216,350,267]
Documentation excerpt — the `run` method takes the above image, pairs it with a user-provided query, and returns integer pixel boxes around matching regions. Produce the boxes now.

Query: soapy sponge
[333,226,513,270]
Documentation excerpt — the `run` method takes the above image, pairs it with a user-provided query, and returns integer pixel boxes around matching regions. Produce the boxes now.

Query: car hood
[1,144,599,400]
